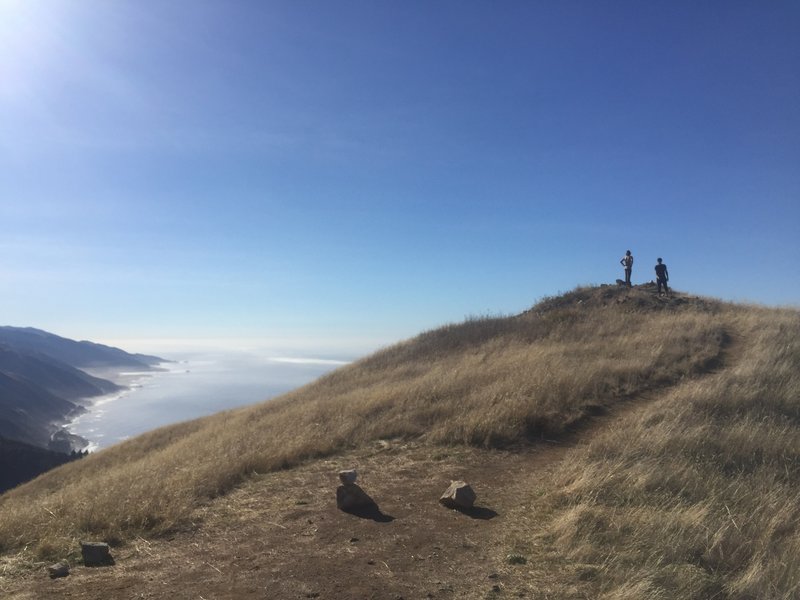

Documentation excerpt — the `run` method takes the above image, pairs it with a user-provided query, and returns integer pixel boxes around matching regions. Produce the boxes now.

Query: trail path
[4,330,743,600]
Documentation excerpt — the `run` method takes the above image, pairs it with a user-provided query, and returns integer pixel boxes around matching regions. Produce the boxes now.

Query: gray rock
[338,469,358,485]
[439,481,477,509]
[80,541,114,567]
[47,561,70,579]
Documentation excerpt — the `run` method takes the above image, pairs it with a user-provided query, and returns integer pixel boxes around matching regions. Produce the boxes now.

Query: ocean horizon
[68,349,349,451]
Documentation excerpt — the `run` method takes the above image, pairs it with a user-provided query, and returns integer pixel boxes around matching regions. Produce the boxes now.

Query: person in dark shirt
[655,258,669,296]
[620,250,633,287]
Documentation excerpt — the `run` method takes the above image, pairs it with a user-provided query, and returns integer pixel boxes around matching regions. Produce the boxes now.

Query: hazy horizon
[93,335,387,362]
[70,346,347,450]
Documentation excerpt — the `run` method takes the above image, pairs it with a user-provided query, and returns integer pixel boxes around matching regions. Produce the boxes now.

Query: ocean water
[68,351,347,451]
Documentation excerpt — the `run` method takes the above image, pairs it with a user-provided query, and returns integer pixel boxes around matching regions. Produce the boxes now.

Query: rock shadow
[342,503,395,523]
[453,505,498,520]
[337,484,395,522]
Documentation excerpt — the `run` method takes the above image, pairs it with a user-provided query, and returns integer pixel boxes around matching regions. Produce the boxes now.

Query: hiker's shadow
[453,505,498,520]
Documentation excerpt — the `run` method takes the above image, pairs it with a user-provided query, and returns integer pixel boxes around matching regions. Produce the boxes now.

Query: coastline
[62,352,346,452]
[63,363,169,452]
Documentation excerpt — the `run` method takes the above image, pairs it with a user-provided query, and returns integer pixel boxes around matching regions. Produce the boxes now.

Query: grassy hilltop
[1,285,799,599]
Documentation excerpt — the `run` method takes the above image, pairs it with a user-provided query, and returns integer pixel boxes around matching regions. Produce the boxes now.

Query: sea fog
[69,350,350,451]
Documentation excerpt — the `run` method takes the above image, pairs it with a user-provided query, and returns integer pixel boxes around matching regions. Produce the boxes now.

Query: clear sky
[1,1,798,357]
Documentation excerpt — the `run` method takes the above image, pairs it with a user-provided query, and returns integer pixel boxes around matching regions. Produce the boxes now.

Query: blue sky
[1,1,798,357]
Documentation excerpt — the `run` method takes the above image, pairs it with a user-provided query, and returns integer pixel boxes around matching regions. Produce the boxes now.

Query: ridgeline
[1,285,798,599]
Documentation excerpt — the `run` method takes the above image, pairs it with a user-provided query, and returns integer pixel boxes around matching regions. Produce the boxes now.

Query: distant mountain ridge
[0,326,163,370]
[0,326,166,454]
[0,345,120,401]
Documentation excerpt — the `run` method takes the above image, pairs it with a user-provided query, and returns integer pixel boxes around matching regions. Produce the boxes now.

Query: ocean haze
[69,349,346,451]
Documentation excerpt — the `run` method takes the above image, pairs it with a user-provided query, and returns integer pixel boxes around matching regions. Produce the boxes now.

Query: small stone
[439,481,477,509]
[338,469,358,484]
[47,561,70,578]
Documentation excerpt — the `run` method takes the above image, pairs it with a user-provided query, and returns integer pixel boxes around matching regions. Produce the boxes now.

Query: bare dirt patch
[3,441,570,599]
[0,402,696,600]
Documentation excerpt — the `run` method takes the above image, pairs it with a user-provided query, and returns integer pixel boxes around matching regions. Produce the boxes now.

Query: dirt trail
[3,330,743,600]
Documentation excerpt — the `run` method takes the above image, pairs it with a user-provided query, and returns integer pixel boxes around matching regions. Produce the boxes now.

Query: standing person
[620,250,634,287]
[655,258,669,296]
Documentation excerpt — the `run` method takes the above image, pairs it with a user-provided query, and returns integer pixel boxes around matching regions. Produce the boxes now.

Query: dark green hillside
[0,437,85,494]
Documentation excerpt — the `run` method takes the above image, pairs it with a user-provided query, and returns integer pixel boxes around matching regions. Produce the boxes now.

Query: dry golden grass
[1,284,797,599]
[538,307,800,599]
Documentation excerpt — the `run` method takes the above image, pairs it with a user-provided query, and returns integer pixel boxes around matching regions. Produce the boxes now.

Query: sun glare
[0,0,52,98]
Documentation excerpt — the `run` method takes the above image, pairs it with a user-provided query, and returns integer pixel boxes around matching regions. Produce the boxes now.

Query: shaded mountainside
[0,437,85,495]
[0,327,163,370]
[0,370,80,448]
[0,346,116,451]
[0,346,120,401]
[0,328,166,479]
[1,286,799,599]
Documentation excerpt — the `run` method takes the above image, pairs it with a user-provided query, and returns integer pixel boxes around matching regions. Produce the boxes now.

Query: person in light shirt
[620,250,634,287]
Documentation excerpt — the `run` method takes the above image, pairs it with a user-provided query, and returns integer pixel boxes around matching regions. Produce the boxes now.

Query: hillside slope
[0,346,121,449]
[0,346,119,401]
[0,438,85,495]
[0,327,163,370]
[0,327,166,451]
[1,285,798,599]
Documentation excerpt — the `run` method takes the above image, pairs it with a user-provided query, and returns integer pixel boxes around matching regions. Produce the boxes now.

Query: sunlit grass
[1,285,798,598]
[531,308,800,599]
